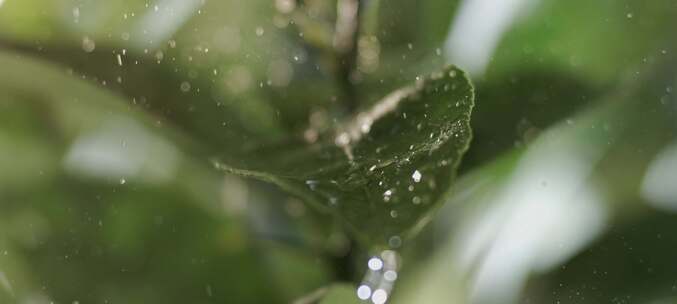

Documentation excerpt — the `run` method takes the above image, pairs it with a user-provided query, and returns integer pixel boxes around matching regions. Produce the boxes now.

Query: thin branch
[333,0,362,113]
[333,0,360,54]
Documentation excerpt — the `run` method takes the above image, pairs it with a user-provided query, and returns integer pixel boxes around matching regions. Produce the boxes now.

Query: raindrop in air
[412,170,422,183]
[372,289,388,304]
[388,236,402,248]
[368,257,384,271]
[82,37,96,53]
[357,285,372,300]
[180,81,191,92]
[383,189,393,202]
[384,270,397,281]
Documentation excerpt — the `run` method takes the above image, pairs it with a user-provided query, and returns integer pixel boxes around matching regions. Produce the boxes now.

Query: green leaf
[486,0,677,84]
[215,66,474,246]
[393,56,677,304]
[0,49,334,304]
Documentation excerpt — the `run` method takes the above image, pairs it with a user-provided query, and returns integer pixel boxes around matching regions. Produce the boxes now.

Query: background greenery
[1,0,676,303]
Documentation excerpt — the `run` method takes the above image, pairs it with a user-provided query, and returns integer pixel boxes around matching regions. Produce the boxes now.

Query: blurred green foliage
[1,0,677,303]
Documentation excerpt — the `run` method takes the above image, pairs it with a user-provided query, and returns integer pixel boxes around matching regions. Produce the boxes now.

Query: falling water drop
[72,7,80,22]
[384,270,397,281]
[388,236,402,248]
[180,81,191,92]
[368,257,384,271]
[82,37,96,53]
[383,189,393,202]
[372,289,388,304]
[305,180,319,190]
[357,285,372,300]
[412,170,422,183]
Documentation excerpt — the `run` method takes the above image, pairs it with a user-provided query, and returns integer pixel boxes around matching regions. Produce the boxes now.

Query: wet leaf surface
[214,66,474,246]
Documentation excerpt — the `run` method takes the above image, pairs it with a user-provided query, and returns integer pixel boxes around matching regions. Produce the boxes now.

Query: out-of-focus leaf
[461,70,599,171]
[442,0,677,173]
[393,53,677,304]
[289,283,361,304]
[215,66,474,246]
[1,185,275,304]
[319,284,362,304]
[0,49,333,304]
[350,0,462,108]
[527,211,677,304]
[0,0,201,50]
[375,0,459,69]
[0,0,340,139]
[262,241,333,300]
[0,0,344,153]
[485,0,677,84]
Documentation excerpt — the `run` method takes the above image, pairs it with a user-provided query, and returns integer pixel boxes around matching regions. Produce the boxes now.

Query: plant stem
[334,0,362,113]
